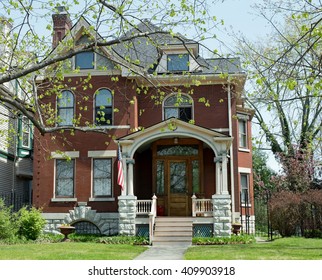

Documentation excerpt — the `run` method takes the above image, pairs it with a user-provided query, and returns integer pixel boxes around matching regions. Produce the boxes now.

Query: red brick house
[33,8,254,243]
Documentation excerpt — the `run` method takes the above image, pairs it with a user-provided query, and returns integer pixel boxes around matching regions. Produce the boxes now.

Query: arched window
[95,88,113,125]
[57,90,74,126]
[163,94,193,122]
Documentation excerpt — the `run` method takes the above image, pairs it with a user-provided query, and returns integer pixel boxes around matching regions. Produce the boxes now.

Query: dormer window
[75,51,94,69]
[167,54,189,72]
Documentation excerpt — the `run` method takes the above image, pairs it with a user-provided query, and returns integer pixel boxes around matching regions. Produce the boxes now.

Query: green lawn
[0,242,147,260]
[185,237,322,260]
[1,237,322,260]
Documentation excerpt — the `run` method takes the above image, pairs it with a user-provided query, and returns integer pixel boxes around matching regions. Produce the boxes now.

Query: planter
[232,224,242,235]
[58,226,75,241]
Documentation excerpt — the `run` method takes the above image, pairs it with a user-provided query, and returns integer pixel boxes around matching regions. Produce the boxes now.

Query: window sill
[51,198,77,202]
[239,148,250,153]
[89,197,115,202]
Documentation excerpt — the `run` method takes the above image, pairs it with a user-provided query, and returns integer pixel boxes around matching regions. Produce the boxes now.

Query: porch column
[127,159,135,196]
[214,154,229,195]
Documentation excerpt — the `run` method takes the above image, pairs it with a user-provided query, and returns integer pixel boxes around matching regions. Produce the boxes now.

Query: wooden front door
[168,160,188,216]
[153,139,203,217]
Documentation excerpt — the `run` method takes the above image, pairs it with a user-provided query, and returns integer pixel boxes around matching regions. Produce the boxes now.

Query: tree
[0,0,224,136]
[236,0,322,191]
[252,148,276,196]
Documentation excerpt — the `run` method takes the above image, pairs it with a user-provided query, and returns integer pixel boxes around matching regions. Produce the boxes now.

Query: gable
[117,118,233,158]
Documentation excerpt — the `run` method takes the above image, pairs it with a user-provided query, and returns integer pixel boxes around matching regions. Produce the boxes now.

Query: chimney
[52,6,72,49]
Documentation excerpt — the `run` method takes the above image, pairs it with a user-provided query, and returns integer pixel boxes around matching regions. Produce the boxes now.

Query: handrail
[148,194,157,245]
[192,194,213,217]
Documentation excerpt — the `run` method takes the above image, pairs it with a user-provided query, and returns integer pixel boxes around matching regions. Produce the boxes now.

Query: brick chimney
[52,6,72,49]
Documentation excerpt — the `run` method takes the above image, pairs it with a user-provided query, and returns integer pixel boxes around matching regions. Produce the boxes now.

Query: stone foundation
[42,206,118,236]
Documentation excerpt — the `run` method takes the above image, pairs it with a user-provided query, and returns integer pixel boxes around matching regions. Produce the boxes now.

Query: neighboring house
[0,18,33,210]
[33,8,254,242]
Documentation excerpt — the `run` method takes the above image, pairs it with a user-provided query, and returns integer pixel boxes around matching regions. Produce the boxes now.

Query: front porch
[117,193,232,245]
[116,119,235,244]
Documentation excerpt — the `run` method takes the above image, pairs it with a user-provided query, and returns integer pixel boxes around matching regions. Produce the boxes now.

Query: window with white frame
[93,158,112,197]
[57,90,74,126]
[238,119,248,148]
[21,116,31,149]
[55,159,75,197]
[240,173,250,204]
[163,94,193,122]
[167,54,189,72]
[75,51,94,69]
[95,88,113,125]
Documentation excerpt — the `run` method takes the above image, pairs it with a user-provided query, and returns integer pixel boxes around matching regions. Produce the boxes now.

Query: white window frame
[57,90,75,127]
[21,116,31,149]
[88,150,116,202]
[162,93,194,122]
[94,88,113,126]
[239,167,251,207]
[238,118,248,150]
[51,151,79,202]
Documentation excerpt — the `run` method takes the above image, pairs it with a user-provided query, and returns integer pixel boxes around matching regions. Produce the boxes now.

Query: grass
[185,237,322,260]
[0,242,147,260]
[1,236,322,260]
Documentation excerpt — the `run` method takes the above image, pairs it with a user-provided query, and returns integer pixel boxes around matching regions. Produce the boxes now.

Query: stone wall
[42,206,119,236]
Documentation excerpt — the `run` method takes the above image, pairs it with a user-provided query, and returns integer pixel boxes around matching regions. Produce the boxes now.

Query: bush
[16,206,46,240]
[192,235,256,245]
[303,229,322,239]
[0,199,18,239]
[269,191,301,237]
[98,235,149,245]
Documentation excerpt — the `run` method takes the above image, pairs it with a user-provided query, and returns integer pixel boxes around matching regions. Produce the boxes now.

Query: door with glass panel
[154,141,202,216]
[168,160,188,216]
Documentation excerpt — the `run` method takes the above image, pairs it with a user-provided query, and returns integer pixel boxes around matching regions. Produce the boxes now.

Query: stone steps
[152,217,193,246]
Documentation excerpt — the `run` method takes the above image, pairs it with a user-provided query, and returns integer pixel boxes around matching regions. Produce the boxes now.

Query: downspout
[227,83,235,223]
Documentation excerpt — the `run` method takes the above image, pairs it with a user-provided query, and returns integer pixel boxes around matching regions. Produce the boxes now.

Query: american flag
[117,144,124,191]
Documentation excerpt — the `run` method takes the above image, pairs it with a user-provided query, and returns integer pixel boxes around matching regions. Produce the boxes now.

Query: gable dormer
[155,44,200,74]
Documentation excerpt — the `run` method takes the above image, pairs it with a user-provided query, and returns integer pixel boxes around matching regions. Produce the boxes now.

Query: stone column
[212,194,232,237]
[118,195,137,235]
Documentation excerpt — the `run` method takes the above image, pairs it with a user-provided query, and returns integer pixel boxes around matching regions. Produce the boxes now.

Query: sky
[210,0,281,171]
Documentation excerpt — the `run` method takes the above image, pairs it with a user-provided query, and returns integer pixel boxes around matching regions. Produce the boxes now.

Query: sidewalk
[134,244,190,260]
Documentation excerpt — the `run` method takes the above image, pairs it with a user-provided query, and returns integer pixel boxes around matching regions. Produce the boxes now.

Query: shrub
[192,235,256,245]
[0,199,18,239]
[269,191,301,237]
[16,206,46,240]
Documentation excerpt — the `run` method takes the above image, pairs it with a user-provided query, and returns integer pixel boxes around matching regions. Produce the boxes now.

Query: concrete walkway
[134,244,190,260]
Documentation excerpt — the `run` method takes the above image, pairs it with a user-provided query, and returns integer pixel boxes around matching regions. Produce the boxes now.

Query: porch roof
[116,118,233,157]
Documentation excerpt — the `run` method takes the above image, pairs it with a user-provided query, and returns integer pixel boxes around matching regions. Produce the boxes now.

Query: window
[95,88,113,125]
[93,158,112,197]
[21,116,31,149]
[55,159,75,197]
[163,94,192,122]
[75,51,94,69]
[167,54,189,72]
[240,173,249,204]
[57,90,74,126]
[238,119,248,148]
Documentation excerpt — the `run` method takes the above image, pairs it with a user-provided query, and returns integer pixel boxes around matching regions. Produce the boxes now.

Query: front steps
[152,217,193,246]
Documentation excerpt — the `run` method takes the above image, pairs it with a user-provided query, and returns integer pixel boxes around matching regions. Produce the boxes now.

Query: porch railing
[148,195,157,245]
[136,200,152,215]
[136,195,157,244]
[192,194,213,217]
